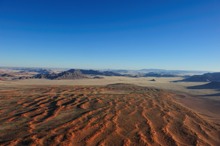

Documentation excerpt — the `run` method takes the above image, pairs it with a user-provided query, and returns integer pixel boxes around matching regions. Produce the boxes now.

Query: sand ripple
[0,84,219,146]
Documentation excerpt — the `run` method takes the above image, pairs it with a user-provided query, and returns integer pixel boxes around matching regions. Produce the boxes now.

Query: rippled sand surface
[0,84,219,146]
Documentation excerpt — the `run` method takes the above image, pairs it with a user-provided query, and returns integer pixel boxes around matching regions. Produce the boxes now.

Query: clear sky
[0,0,219,71]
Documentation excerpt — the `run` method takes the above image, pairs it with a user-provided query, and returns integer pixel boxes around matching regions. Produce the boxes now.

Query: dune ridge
[0,84,219,146]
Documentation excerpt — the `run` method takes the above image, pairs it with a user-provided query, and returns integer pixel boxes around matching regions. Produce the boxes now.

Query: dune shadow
[172,80,184,83]
[202,93,220,97]
[187,82,220,90]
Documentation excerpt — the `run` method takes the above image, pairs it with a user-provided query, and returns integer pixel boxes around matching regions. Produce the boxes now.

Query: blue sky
[0,0,219,71]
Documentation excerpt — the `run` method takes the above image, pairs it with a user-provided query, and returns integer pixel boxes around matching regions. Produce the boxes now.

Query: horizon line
[0,65,215,72]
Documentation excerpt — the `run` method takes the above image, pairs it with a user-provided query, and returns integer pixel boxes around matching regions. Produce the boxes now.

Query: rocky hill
[71,69,122,76]
[34,70,88,80]
[33,69,122,80]
[56,70,88,79]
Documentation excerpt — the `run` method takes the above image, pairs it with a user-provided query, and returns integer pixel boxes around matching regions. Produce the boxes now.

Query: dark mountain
[34,73,58,79]
[79,69,122,76]
[56,70,88,79]
[69,69,101,75]
[33,69,122,80]
[144,72,177,77]
[34,70,88,80]
[181,72,220,82]
[101,71,122,76]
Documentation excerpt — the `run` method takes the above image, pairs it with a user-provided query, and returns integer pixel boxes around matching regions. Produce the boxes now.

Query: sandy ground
[0,77,220,145]
[0,84,220,146]
[1,76,219,97]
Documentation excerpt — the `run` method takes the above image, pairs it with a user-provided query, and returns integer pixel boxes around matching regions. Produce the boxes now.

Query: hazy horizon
[0,65,215,73]
[1,0,220,71]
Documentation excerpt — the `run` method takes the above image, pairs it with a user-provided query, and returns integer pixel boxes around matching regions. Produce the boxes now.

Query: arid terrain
[1,0,220,145]
[0,78,220,145]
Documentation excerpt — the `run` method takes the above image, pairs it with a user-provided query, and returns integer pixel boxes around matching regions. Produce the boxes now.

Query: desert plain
[0,77,220,146]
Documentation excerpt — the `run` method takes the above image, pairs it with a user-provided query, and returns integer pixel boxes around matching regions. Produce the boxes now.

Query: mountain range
[181,72,220,82]
[34,69,123,80]
[0,67,215,80]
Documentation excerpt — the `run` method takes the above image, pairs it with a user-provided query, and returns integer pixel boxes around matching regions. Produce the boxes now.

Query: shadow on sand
[202,93,220,97]
[187,82,220,97]
[187,82,220,90]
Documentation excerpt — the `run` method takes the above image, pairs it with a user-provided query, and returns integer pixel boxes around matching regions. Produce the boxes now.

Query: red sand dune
[0,84,219,146]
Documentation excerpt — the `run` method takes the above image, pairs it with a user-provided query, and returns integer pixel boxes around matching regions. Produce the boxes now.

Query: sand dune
[0,84,219,146]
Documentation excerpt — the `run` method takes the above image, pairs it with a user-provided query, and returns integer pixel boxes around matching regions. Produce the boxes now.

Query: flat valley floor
[0,77,220,145]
